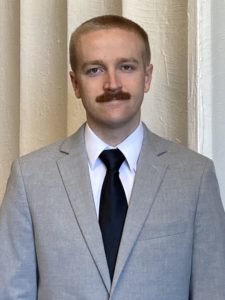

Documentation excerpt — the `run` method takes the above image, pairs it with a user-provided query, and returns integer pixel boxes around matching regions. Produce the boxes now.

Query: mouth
[96,91,131,103]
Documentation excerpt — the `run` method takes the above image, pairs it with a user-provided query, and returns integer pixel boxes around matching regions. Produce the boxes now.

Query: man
[0,15,225,300]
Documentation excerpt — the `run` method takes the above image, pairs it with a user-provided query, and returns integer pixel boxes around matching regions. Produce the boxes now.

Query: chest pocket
[138,220,187,241]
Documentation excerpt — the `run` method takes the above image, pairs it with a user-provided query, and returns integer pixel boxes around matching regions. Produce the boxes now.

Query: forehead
[75,28,145,62]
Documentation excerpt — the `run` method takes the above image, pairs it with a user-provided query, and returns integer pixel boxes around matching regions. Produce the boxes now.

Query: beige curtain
[0,0,188,201]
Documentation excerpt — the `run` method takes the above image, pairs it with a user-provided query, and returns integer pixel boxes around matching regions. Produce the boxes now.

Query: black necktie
[99,149,128,280]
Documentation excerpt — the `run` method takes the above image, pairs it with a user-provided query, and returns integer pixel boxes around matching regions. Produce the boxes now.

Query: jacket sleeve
[0,159,37,299]
[190,160,225,299]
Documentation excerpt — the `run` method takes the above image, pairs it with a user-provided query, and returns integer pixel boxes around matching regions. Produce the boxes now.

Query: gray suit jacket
[0,124,225,300]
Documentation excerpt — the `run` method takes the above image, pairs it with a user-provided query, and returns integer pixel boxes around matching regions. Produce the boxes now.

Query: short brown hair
[69,15,151,72]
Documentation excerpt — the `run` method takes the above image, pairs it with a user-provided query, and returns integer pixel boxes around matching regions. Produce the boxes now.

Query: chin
[102,118,138,131]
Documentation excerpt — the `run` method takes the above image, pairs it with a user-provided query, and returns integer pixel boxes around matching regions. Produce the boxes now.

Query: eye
[120,64,136,72]
[86,66,104,77]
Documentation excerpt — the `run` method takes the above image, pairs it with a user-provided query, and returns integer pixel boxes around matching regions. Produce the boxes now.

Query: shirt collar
[85,122,144,172]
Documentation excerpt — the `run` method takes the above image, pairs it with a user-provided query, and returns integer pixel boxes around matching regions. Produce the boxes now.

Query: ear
[144,64,153,93]
[69,71,81,98]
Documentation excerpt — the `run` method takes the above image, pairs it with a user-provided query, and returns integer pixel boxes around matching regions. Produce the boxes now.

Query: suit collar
[58,124,85,155]
[59,122,169,158]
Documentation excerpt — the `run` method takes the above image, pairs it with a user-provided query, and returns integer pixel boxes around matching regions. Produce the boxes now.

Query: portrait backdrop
[0,0,224,206]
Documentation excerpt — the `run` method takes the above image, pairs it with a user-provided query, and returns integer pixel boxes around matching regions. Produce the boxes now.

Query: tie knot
[100,149,125,171]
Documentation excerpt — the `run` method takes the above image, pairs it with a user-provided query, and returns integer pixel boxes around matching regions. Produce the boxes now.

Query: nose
[103,69,122,91]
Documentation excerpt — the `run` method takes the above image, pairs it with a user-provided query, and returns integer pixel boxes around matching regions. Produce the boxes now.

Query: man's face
[70,28,153,134]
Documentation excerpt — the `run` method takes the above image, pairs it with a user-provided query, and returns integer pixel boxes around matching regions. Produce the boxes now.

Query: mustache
[96,90,131,103]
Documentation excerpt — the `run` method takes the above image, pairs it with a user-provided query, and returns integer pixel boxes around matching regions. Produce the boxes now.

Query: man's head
[69,15,151,72]
[69,15,153,144]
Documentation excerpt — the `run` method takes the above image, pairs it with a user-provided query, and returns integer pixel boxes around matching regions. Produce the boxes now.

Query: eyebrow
[117,57,139,64]
[81,60,105,71]
[81,57,140,71]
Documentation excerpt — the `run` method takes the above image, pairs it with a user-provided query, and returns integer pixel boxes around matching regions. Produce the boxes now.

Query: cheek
[77,84,91,101]
[127,73,146,90]
[130,80,146,96]
[80,80,102,98]
[79,88,99,110]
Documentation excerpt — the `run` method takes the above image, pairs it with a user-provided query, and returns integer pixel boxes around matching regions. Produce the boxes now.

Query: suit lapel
[56,126,111,292]
[111,126,169,294]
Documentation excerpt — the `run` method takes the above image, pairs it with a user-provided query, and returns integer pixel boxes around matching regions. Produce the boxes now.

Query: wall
[187,0,225,206]
[211,0,225,205]
[139,1,188,146]
[0,1,20,200]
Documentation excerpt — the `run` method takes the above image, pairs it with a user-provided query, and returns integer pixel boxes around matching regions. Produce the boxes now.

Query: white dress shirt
[85,123,144,218]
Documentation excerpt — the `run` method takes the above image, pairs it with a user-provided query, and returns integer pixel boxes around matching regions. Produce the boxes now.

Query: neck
[87,121,140,147]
